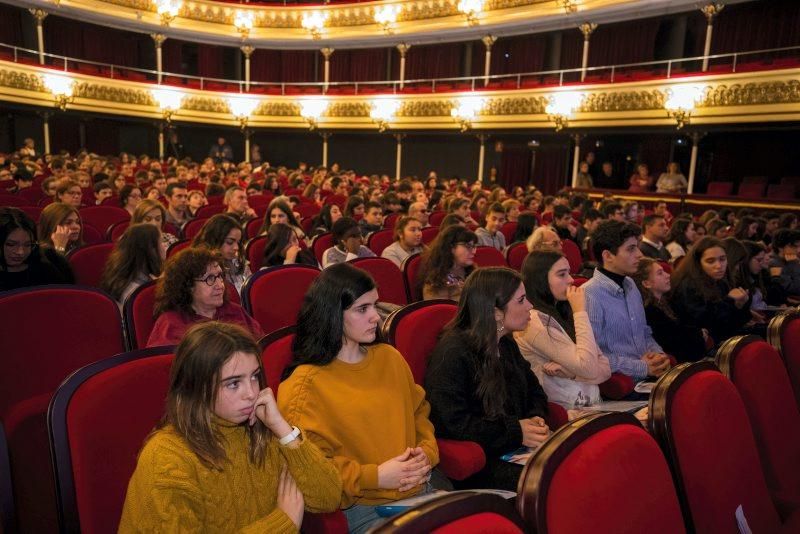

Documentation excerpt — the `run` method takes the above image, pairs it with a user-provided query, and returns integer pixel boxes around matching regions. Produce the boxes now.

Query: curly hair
[421,225,477,289]
[154,247,226,317]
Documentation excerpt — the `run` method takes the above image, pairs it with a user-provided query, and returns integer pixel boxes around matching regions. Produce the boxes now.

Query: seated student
[262,223,319,269]
[550,205,577,244]
[439,213,466,230]
[343,196,365,220]
[447,198,479,226]
[359,201,384,237]
[526,226,562,253]
[733,216,759,242]
[769,228,800,298]
[724,237,770,333]
[93,181,114,206]
[421,225,477,301]
[633,257,709,362]
[259,200,306,242]
[600,201,625,222]
[665,218,696,263]
[278,264,440,534]
[310,204,342,238]
[638,214,671,262]
[736,240,770,311]
[669,236,751,344]
[474,202,506,251]
[147,247,263,347]
[55,179,84,208]
[193,214,251,295]
[100,224,163,310]
[322,217,376,268]
[133,199,179,248]
[224,186,258,226]
[381,216,425,268]
[187,190,208,218]
[501,199,520,223]
[0,207,73,290]
[163,182,191,229]
[426,267,550,491]
[515,251,611,409]
[583,221,670,382]
[119,184,143,216]
[511,212,538,244]
[120,322,341,533]
[38,202,84,255]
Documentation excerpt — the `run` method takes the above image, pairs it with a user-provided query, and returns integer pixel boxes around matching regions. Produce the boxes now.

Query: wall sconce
[151,88,183,123]
[302,12,327,40]
[370,98,401,132]
[234,11,254,40]
[545,91,582,131]
[556,0,578,14]
[457,0,482,26]
[374,5,400,34]
[664,85,703,129]
[154,0,181,26]
[298,98,328,130]
[227,96,260,130]
[451,96,485,132]
[42,74,75,111]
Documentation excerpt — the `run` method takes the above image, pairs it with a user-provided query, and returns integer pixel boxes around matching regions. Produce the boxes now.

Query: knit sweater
[118,420,342,533]
[277,343,439,508]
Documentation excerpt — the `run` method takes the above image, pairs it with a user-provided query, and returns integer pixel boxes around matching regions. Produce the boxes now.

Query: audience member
[768,228,800,298]
[224,186,257,225]
[119,184,142,216]
[322,217,375,268]
[655,162,687,193]
[93,181,113,205]
[278,264,440,534]
[511,213,538,244]
[408,201,431,227]
[724,238,769,326]
[258,200,305,242]
[526,226,562,252]
[192,214,251,294]
[343,196,365,220]
[426,267,549,490]
[516,251,611,409]
[381,216,424,268]
[261,223,318,268]
[55,179,83,208]
[665,218,696,263]
[595,161,619,189]
[575,208,602,256]
[120,322,341,532]
[164,182,191,228]
[187,190,208,218]
[732,216,759,241]
[38,203,83,255]
[0,207,73,290]
[133,199,179,248]
[501,199,521,222]
[358,201,384,236]
[600,202,625,222]
[447,198,478,226]
[584,221,669,382]
[421,225,476,301]
[550,205,576,243]
[628,164,653,192]
[439,213,465,230]
[474,202,506,251]
[208,137,233,163]
[575,162,593,188]
[100,223,163,309]
[311,204,342,238]
[639,214,671,261]
[147,247,263,347]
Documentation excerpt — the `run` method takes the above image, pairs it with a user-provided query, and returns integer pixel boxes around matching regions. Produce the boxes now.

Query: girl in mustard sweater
[119,322,341,533]
[278,263,440,534]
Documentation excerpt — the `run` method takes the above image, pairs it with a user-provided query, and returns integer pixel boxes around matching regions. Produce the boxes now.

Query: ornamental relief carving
[484,96,547,115]
[0,69,43,91]
[703,81,800,106]
[182,95,229,113]
[328,101,371,117]
[399,100,451,117]
[74,82,152,105]
[581,90,665,112]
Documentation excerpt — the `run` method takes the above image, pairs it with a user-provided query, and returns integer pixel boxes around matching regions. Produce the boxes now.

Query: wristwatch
[278,426,301,446]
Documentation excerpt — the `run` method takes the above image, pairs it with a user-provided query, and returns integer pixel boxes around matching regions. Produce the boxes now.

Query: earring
[497,321,505,334]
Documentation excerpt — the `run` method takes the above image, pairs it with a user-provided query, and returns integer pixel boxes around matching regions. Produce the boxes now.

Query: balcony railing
[1,42,799,96]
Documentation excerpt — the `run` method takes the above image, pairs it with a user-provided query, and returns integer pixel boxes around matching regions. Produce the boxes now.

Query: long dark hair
[311,204,338,233]
[258,199,301,235]
[285,263,378,379]
[733,216,757,241]
[192,214,246,275]
[521,250,576,341]
[100,223,163,300]
[671,236,731,302]
[0,207,41,270]
[262,223,295,267]
[666,218,694,251]
[421,225,477,289]
[512,213,538,244]
[633,257,677,321]
[445,267,523,418]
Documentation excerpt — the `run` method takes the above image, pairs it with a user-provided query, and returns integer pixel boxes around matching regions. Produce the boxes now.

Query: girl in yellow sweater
[118,322,342,533]
[278,263,441,534]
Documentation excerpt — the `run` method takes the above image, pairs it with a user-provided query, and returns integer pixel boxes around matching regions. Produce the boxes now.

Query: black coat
[669,279,751,344]
[644,302,707,362]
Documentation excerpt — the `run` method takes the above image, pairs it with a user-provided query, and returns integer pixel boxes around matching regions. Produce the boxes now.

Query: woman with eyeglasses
[119,184,143,216]
[421,225,477,301]
[55,179,84,208]
[0,207,74,291]
[192,214,251,295]
[146,247,263,347]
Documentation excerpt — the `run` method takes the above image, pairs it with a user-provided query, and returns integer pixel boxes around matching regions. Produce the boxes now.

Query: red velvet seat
[245,217,263,239]
[323,194,347,209]
[649,361,800,532]
[561,239,583,274]
[473,246,506,267]
[505,242,528,271]
[81,222,104,244]
[242,264,320,337]
[518,412,685,534]
[767,184,796,200]
[500,222,517,245]
[312,233,334,264]
[738,182,767,199]
[706,181,734,196]
[401,253,423,302]
[245,235,269,271]
[67,242,115,287]
[421,226,439,246]
[0,286,124,533]
[371,491,525,533]
[768,311,800,408]
[717,336,800,519]
[0,422,13,532]
[123,280,158,350]
[195,204,225,219]
[366,229,395,256]
[0,194,32,207]
[181,217,209,240]
[166,239,191,258]
[383,212,401,230]
[17,187,45,205]
[429,211,446,227]
[349,257,408,305]
[79,206,130,236]
[18,205,43,222]
[48,348,175,533]
[107,220,130,241]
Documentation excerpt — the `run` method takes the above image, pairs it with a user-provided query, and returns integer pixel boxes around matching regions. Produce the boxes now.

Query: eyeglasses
[194,273,225,286]
[455,242,477,251]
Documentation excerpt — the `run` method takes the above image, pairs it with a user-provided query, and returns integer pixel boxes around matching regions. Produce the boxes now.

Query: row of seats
[706,178,797,200]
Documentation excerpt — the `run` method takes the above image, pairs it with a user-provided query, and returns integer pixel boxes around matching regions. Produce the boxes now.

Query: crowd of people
[2,146,800,532]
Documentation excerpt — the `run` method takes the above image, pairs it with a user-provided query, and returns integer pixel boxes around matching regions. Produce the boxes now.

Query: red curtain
[637,136,672,179]
[84,119,120,157]
[280,50,316,83]
[499,145,532,190]
[588,18,660,66]
[329,48,388,82]
[197,44,223,79]
[162,40,183,74]
[44,15,149,68]
[559,31,583,70]
[404,43,463,80]
[491,34,548,75]
[533,144,570,195]
[0,3,24,48]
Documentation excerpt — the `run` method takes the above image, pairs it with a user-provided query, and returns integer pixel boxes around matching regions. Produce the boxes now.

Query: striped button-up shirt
[583,268,663,380]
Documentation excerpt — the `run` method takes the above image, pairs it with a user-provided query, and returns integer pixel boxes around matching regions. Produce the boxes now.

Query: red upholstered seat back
[195,204,225,218]
[260,327,295,394]
[384,300,457,384]
[781,316,800,407]
[19,205,42,222]
[431,513,524,534]
[500,222,517,245]
[166,239,191,258]
[657,365,782,533]
[402,253,423,302]
[243,264,320,337]
[561,239,583,274]
[182,217,209,240]
[722,339,800,501]
[0,194,32,207]
[421,226,439,246]
[367,229,395,256]
[79,206,130,236]
[505,242,528,271]
[245,217,263,239]
[542,421,685,534]
[429,211,446,226]
[67,242,116,287]
[312,232,334,263]
[124,281,158,350]
[384,212,400,230]
[324,194,347,209]
[706,181,734,196]
[51,351,174,534]
[350,257,408,305]
[108,220,130,241]
[82,223,104,244]
[473,246,506,267]
[245,235,269,271]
